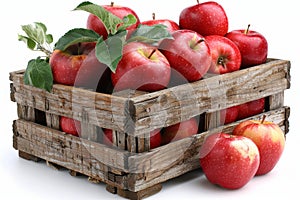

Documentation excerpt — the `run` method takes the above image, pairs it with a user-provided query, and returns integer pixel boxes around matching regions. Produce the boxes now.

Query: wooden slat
[13,119,130,185]
[10,59,290,137]
[129,59,291,135]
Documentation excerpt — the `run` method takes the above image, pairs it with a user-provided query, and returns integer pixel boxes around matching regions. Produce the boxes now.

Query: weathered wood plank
[12,83,128,132]
[12,105,290,193]
[13,119,130,176]
[129,59,290,135]
[10,59,290,137]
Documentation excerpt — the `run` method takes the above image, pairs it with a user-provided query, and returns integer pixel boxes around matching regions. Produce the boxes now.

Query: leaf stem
[37,44,52,57]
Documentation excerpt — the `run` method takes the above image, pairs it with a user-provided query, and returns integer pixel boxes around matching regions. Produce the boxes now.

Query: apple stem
[244,24,251,34]
[111,2,114,7]
[152,13,156,20]
[197,0,200,4]
[191,38,205,49]
[148,49,156,59]
[261,115,266,124]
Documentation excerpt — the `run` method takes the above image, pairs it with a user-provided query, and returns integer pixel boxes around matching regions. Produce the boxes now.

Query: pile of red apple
[52,1,269,146]
[30,0,285,191]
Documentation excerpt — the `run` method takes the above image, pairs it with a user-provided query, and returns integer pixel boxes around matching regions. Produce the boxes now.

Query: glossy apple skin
[179,1,228,36]
[87,4,140,39]
[225,29,268,68]
[220,106,239,125]
[161,117,198,145]
[159,29,211,82]
[233,119,285,175]
[111,42,171,92]
[103,129,113,146]
[200,132,260,189]
[74,48,113,93]
[237,98,265,120]
[205,35,241,74]
[141,19,180,33]
[150,129,162,149]
[50,42,96,86]
[103,128,162,149]
[60,116,81,137]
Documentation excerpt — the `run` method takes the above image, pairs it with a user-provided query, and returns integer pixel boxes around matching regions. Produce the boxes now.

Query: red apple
[225,25,268,68]
[200,132,260,189]
[50,42,96,86]
[60,116,81,137]
[150,129,162,149]
[103,128,113,146]
[87,2,140,39]
[233,116,285,175]
[205,35,241,74]
[111,42,171,92]
[220,106,239,125]
[103,128,162,149]
[237,98,265,120]
[159,29,211,82]
[161,117,198,145]
[141,13,180,33]
[179,1,228,36]
[73,48,113,93]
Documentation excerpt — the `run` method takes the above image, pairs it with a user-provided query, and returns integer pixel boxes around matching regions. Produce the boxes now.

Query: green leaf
[24,57,53,92]
[45,34,53,44]
[54,28,100,51]
[117,14,137,32]
[35,22,47,33]
[21,22,48,45]
[95,31,127,73]
[19,22,53,57]
[127,24,173,45]
[74,1,135,35]
[18,35,36,50]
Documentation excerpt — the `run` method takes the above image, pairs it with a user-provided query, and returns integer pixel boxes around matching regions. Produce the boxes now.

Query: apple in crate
[205,35,241,74]
[87,2,140,40]
[233,115,286,175]
[74,48,113,93]
[159,29,211,82]
[161,117,198,145]
[200,132,260,189]
[141,13,180,33]
[179,1,228,36]
[220,106,239,125]
[237,98,265,120]
[60,116,81,137]
[111,42,171,92]
[225,24,268,68]
[50,42,96,86]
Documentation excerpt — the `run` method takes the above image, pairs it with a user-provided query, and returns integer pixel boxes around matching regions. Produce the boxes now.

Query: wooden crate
[10,58,291,199]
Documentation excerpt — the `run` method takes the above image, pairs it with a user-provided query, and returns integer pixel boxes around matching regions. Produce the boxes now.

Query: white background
[1,0,299,199]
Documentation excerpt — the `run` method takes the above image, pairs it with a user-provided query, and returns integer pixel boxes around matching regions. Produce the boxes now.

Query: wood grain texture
[10,59,291,136]
[12,107,289,192]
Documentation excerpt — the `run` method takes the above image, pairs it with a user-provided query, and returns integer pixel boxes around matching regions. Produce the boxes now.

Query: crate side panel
[13,119,131,187]
[10,74,129,132]
[131,59,290,135]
